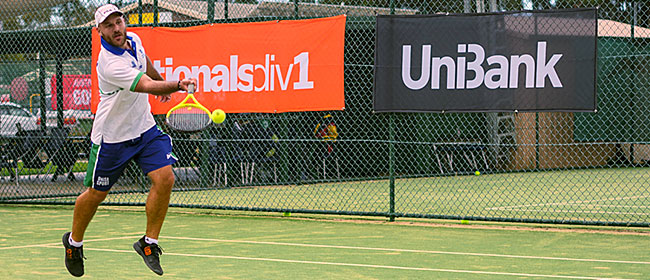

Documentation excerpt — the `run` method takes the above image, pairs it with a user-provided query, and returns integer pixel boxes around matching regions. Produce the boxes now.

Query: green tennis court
[1,1,650,279]
[2,205,649,279]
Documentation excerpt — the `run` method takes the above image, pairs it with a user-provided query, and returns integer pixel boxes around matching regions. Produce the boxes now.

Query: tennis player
[62,4,196,277]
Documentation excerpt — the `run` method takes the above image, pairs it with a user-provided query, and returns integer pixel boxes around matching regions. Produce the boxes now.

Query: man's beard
[104,30,126,47]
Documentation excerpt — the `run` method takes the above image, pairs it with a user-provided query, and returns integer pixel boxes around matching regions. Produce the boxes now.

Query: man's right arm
[103,59,195,96]
[133,74,196,96]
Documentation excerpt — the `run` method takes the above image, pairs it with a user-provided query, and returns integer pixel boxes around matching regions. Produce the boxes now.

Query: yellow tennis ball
[474,171,481,176]
[211,109,226,124]
[283,212,291,217]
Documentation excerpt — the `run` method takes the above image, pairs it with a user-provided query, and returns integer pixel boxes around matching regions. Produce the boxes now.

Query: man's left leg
[132,126,176,275]
[133,165,174,276]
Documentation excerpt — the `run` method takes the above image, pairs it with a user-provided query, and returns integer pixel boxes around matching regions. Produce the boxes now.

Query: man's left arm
[144,55,172,102]
[146,56,164,81]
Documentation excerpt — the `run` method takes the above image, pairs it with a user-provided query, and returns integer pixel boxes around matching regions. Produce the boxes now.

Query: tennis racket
[165,84,212,132]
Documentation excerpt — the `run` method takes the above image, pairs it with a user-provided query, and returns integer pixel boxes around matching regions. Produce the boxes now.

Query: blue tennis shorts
[84,126,177,191]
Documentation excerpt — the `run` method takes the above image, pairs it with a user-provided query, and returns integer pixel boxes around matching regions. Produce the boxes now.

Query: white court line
[494,209,650,216]
[591,205,650,209]
[0,235,142,250]
[487,195,650,211]
[39,245,636,280]
[161,236,650,265]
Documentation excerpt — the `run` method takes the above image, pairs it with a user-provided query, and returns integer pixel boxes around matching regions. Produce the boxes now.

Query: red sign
[10,77,28,101]
[51,75,92,110]
[91,15,346,114]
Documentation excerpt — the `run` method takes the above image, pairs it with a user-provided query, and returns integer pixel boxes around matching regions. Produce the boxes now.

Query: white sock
[144,236,158,245]
[68,234,83,247]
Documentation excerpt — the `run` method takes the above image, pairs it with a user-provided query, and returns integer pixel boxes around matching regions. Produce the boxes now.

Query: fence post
[55,52,64,128]
[153,0,158,27]
[293,0,299,19]
[138,0,143,25]
[630,1,638,162]
[207,0,215,23]
[38,53,47,131]
[389,114,396,222]
[631,1,636,39]
[224,0,229,20]
[388,0,396,222]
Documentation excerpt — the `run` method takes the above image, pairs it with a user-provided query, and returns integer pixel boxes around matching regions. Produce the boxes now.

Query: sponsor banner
[374,9,597,112]
[51,75,92,110]
[91,15,346,114]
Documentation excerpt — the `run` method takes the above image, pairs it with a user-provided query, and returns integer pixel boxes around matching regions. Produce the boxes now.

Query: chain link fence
[0,0,648,226]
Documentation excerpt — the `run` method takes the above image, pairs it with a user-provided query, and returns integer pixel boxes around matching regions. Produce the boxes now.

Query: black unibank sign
[374,9,597,112]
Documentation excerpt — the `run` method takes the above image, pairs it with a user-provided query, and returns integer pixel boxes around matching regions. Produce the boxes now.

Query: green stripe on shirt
[130,72,144,92]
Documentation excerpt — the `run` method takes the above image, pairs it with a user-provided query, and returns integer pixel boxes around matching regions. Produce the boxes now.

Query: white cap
[94,4,124,27]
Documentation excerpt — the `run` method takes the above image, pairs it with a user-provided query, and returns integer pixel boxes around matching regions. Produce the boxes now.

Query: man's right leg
[72,140,129,242]
[63,188,108,277]
[72,188,109,242]
[64,139,133,276]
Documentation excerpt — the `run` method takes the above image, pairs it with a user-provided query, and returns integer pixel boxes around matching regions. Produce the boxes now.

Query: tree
[1,6,54,30]
[553,0,642,26]
[55,0,95,27]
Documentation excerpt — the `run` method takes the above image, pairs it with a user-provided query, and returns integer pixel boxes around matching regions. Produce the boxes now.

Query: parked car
[29,94,94,137]
[36,109,93,137]
[30,102,93,137]
[0,103,91,172]
[0,102,39,137]
[0,102,93,138]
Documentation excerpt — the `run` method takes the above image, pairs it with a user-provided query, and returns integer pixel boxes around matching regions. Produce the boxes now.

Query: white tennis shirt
[92,32,156,144]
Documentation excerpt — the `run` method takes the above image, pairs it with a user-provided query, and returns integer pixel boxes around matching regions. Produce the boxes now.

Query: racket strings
[167,107,211,132]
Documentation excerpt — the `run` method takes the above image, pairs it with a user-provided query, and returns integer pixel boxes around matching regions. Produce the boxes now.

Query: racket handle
[187,83,195,93]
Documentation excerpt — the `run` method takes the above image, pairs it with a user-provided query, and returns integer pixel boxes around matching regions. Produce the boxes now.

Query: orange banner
[91,15,345,114]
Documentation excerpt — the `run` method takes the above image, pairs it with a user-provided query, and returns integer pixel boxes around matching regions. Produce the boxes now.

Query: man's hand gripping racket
[166,83,215,132]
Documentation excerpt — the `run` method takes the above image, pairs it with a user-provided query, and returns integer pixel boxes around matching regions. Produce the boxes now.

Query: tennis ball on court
[474,171,481,176]
[461,220,469,224]
[211,109,226,124]
[283,212,291,217]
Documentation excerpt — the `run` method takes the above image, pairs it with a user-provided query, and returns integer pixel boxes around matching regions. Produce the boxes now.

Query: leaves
[0,0,95,30]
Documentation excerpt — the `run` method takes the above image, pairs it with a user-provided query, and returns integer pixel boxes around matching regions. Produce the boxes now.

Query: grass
[13,167,649,226]
[0,161,88,177]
